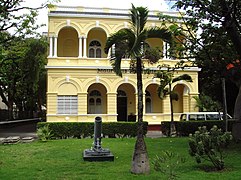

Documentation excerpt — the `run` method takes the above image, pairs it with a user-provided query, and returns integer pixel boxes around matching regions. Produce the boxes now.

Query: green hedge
[161,120,235,136]
[37,121,148,139]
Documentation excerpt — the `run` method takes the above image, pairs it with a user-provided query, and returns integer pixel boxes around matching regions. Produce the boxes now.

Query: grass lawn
[0,137,241,180]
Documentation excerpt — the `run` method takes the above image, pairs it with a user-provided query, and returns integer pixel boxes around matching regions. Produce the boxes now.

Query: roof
[57,0,169,11]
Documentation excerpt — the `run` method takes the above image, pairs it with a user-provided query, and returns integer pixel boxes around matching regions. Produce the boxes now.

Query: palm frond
[170,91,179,101]
[146,27,172,43]
[105,29,135,77]
[172,74,193,83]
[157,86,169,99]
[135,6,148,32]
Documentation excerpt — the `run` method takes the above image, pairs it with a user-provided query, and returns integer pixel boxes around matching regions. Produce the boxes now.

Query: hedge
[37,121,148,139]
[161,120,235,136]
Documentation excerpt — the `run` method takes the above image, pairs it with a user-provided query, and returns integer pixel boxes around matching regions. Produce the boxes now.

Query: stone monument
[83,116,114,161]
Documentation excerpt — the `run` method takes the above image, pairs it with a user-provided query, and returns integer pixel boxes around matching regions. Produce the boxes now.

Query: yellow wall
[46,6,200,124]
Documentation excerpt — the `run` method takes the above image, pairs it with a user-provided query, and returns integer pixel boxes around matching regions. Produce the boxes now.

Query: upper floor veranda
[47,5,187,68]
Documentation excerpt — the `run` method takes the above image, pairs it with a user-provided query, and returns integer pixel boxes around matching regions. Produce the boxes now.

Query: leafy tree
[0,36,47,120]
[0,34,25,119]
[171,0,241,121]
[155,64,192,136]
[193,94,221,112]
[104,4,172,174]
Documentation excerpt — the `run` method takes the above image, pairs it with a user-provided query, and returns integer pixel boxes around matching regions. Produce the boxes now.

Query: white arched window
[145,90,152,113]
[88,90,102,114]
[89,40,101,58]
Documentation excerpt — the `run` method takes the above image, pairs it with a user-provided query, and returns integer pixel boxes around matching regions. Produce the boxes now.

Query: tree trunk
[169,83,176,136]
[131,57,150,174]
[234,85,241,121]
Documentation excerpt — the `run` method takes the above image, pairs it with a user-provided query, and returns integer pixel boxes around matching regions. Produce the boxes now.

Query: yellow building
[46,1,200,127]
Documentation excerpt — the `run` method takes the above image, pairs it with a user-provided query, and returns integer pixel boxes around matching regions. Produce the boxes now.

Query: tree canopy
[161,0,241,120]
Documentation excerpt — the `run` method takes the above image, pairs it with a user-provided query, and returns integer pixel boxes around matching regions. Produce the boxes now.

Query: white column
[53,36,58,57]
[78,36,83,58]
[83,36,87,58]
[49,37,53,57]
[163,41,167,59]
[107,49,111,58]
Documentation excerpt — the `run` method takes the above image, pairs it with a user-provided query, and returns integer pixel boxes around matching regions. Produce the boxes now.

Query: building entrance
[117,90,127,121]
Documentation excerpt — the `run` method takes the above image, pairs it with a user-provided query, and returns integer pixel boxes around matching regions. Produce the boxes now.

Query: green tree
[155,64,192,136]
[0,36,47,120]
[172,0,241,121]
[193,94,221,112]
[0,34,25,119]
[18,37,48,117]
[104,4,172,174]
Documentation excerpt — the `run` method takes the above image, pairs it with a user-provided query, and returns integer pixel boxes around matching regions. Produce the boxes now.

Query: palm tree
[155,65,192,136]
[105,4,172,174]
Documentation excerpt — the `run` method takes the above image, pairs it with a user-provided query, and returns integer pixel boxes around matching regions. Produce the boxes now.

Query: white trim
[45,65,201,72]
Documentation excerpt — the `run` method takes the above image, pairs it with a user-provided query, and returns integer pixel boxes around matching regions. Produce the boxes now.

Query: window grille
[57,95,78,114]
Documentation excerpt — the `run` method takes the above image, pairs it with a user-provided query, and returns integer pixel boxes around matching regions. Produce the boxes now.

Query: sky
[20,0,176,34]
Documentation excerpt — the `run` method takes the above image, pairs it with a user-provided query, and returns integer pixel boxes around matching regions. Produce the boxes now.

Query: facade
[46,2,200,125]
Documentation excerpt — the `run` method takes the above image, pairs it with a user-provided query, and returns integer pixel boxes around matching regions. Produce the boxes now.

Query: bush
[37,125,53,142]
[188,125,232,170]
[161,120,234,136]
[37,122,148,139]
[153,150,186,180]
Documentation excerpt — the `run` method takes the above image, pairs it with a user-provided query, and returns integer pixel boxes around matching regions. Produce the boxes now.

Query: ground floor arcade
[46,67,199,125]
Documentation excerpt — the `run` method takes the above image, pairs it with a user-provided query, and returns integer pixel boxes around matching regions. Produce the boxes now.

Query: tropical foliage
[155,64,192,136]
[105,4,172,174]
[189,125,233,170]
[163,0,241,121]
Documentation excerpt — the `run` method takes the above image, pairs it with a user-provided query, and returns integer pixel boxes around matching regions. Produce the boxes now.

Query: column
[107,49,111,58]
[107,92,117,115]
[53,36,58,57]
[78,92,88,114]
[189,93,199,112]
[163,41,170,59]
[162,96,171,113]
[78,36,83,58]
[183,95,189,112]
[83,36,87,58]
[49,37,53,57]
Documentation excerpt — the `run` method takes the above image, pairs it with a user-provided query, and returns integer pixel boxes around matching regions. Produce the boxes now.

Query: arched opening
[58,27,79,57]
[87,28,107,58]
[145,84,162,113]
[57,83,78,115]
[87,83,107,114]
[117,83,136,121]
[89,40,102,58]
[173,84,185,113]
[145,90,152,113]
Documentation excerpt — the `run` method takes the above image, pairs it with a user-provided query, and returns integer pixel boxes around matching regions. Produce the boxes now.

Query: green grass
[0,138,241,180]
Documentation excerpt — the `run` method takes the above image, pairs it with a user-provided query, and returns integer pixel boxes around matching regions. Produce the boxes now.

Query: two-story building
[46,0,200,127]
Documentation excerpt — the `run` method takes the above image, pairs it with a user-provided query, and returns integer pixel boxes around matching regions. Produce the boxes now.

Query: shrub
[188,125,232,170]
[37,122,148,139]
[153,150,186,180]
[37,125,53,142]
[161,120,234,136]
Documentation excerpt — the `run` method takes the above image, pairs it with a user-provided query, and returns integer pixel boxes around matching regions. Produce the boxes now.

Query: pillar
[107,92,117,115]
[83,36,87,58]
[78,92,88,115]
[49,36,53,57]
[78,36,83,58]
[53,36,58,57]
